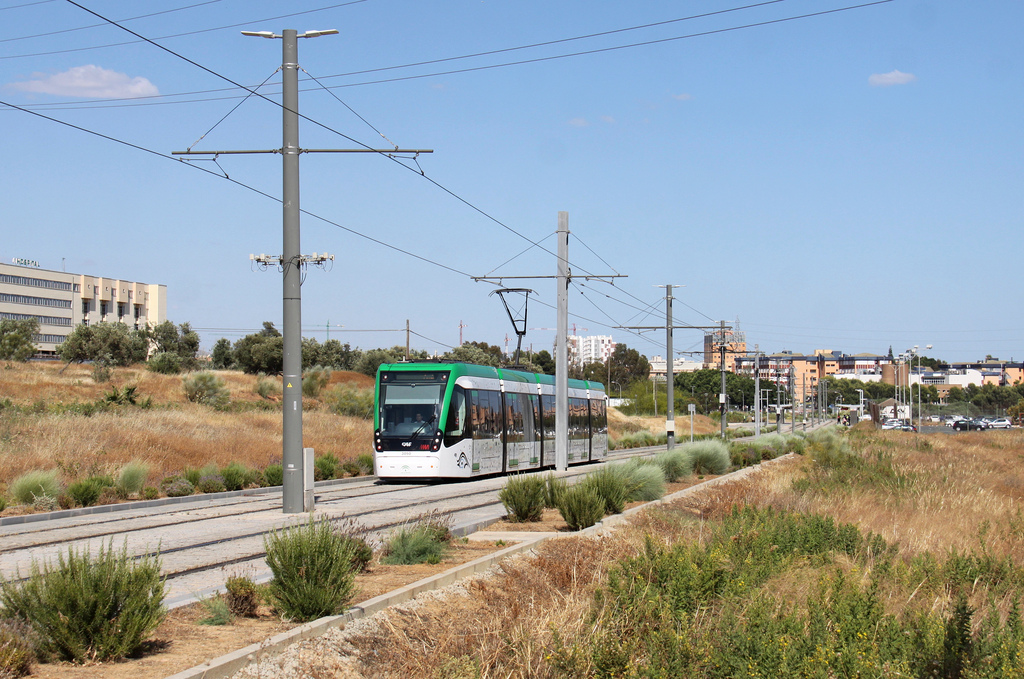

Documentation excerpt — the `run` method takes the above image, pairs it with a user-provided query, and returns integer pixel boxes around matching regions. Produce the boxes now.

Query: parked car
[899,423,918,432]
[881,419,902,430]
[989,417,1013,429]
[953,419,988,431]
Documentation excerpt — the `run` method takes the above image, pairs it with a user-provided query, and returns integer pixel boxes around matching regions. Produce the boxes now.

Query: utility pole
[555,212,569,470]
[719,320,727,439]
[754,349,761,437]
[657,285,680,449]
[177,28,431,514]
[471,212,624,472]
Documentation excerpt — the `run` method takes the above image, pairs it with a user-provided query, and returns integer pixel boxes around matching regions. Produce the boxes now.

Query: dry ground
[24,539,507,679]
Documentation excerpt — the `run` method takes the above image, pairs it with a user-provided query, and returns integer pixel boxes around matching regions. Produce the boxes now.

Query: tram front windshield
[378,371,448,437]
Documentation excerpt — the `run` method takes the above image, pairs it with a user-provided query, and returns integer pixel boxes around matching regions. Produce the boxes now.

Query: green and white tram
[373,362,608,479]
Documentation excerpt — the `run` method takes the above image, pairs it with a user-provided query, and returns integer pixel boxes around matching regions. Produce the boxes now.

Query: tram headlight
[431,429,442,452]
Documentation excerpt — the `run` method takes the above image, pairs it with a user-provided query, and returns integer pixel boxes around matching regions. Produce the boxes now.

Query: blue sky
[2,0,1021,365]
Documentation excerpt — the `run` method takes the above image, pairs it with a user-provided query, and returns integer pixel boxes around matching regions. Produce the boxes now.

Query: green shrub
[224,574,260,618]
[620,460,666,502]
[263,516,358,622]
[104,384,139,405]
[579,466,630,515]
[0,540,165,663]
[655,449,693,482]
[327,384,374,419]
[66,478,106,508]
[498,474,546,522]
[146,352,181,375]
[0,497,6,512]
[382,521,451,565]
[117,460,150,497]
[220,461,255,492]
[182,467,202,487]
[302,366,332,398]
[196,474,226,494]
[0,618,36,677]
[182,372,229,408]
[356,453,375,476]
[313,453,338,481]
[686,439,731,475]
[9,470,61,506]
[197,596,232,626]
[558,484,606,531]
[161,478,194,497]
[544,472,567,509]
[254,374,280,400]
[141,486,159,501]
[343,535,374,572]
[263,464,283,487]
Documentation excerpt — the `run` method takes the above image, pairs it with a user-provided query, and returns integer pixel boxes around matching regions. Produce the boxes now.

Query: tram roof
[377,361,605,393]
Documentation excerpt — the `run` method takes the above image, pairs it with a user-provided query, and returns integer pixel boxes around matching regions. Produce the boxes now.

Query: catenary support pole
[555,212,569,471]
[663,285,677,450]
[281,29,304,514]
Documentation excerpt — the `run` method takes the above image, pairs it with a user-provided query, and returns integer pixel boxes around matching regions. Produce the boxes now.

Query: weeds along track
[0,459,629,599]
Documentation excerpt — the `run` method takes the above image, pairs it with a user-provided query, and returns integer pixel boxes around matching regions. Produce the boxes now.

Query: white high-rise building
[568,335,614,366]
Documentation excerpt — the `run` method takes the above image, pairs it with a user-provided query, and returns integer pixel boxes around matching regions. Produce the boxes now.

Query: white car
[881,419,902,430]
[989,418,1013,429]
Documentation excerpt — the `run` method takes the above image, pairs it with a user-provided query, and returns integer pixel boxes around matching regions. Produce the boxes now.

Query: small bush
[197,596,232,626]
[655,449,693,482]
[0,540,165,663]
[31,495,58,512]
[66,478,106,508]
[9,471,61,506]
[558,484,606,531]
[356,454,375,476]
[117,460,150,497]
[263,464,283,487]
[224,574,260,618]
[328,384,374,419]
[498,474,546,522]
[0,618,36,677]
[313,453,339,481]
[263,516,358,622]
[182,467,202,487]
[382,521,451,565]
[0,497,6,512]
[141,486,159,501]
[579,466,630,515]
[302,366,332,398]
[220,462,256,492]
[161,478,194,497]
[254,374,280,400]
[544,472,567,509]
[686,439,731,475]
[620,460,666,502]
[196,474,226,494]
[182,372,229,408]
[146,352,181,375]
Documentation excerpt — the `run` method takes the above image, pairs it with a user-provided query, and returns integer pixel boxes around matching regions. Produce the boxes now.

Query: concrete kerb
[163,453,800,679]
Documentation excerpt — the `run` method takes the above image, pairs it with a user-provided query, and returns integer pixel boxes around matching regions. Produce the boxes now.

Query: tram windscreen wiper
[409,416,435,440]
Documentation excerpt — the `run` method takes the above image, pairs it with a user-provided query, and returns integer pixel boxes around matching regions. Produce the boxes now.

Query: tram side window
[590,398,608,434]
[569,398,588,440]
[524,393,539,443]
[505,392,525,444]
[444,386,469,446]
[470,389,501,441]
[541,395,556,438]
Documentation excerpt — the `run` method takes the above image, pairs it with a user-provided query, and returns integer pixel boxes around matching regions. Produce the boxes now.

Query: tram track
[0,450,656,600]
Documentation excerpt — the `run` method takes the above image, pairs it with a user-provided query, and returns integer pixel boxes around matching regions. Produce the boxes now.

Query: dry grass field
[0,361,374,496]
[307,427,1024,677]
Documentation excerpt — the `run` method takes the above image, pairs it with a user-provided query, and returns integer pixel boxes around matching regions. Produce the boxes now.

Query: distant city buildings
[568,334,614,366]
[0,260,167,358]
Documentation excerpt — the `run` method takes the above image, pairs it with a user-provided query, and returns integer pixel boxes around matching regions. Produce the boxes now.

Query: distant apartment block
[703,324,747,369]
[0,260,167,357]
[568,335,614,366]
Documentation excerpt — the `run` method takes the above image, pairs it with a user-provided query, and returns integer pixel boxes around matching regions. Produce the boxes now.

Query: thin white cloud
[9,65,158,98]
[600,115,616,124]
[868,70,917,87]
[673,93,693,101]
[568,117,589,128]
